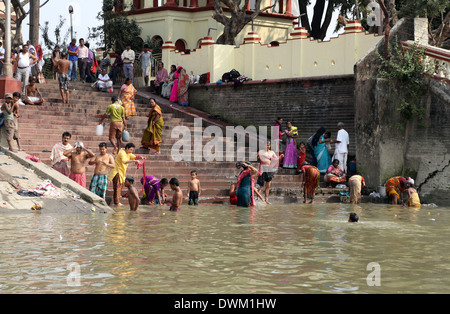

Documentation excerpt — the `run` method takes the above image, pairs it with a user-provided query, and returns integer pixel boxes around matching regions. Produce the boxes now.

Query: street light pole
[69,5,74,40]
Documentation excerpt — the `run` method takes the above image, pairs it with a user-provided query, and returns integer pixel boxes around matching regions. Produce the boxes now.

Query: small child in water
[125,176,140,211]
[187,170,201,205]
[167,178,183,211]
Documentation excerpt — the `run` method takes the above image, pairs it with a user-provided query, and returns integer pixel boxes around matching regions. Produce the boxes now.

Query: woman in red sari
[299,162,320,203]
[177,67,190,106]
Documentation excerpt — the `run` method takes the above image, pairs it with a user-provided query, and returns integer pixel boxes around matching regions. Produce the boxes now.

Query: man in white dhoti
[332,122,349,174]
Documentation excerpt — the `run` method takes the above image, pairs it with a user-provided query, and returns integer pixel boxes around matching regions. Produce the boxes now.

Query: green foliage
[396,0,450,19]
[89,0,143,53]
[40,16,71,52]
[377,41,432,125]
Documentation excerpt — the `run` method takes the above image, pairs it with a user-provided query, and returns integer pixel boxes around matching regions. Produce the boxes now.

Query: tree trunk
[310,0,326,39]
[29,0,40,45]
[299,0,311,32]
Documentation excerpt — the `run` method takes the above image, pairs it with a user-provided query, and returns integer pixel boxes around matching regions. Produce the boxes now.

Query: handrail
[402,40,450,81]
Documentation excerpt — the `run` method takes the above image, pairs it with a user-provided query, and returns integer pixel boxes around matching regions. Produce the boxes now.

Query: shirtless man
[63,141,95,188]
[55,52,71,104]
[167,177,183,211]
[256,141,283,204]
[88,142,115,199]
[124,176,140,211]
[24,77,44,105]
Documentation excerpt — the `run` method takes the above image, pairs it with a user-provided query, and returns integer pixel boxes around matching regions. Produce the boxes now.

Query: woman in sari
[140,175,168,205]
[324,159,346,187]
[282,121,298,169]
[118,78,137,119]
[161,65,176,98]
[177,67,190,106]
[385,176,407,205]
[169,66,182,102]
[235,162,258,207]
[307,127,326,166]
[141,98,164,154]
[299,162,320,203]
[314,131,332,173]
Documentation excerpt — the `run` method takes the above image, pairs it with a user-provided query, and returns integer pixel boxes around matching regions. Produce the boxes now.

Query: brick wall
[189,75,356,155]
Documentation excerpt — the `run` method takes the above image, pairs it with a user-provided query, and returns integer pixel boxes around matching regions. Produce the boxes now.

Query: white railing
[402,40,450,81]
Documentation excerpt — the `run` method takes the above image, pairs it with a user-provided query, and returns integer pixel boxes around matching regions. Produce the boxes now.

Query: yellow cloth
[108,148,136,184]
[408,192,421,208]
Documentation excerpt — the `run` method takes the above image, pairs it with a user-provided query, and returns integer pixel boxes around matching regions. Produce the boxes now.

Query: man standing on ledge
[121,44,135,83]
[50,132,73,176]
[332,122,349,174]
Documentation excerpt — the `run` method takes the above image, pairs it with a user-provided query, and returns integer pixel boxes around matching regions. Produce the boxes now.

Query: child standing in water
[125,176,140,211]
[167,178,183,211]
[187,170,201,205]
[405,179,421,208]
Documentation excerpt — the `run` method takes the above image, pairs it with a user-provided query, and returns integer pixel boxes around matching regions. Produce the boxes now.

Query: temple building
[115,0,300,50]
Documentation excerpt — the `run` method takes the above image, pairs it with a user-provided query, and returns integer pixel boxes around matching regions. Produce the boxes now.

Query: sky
[21,0,342,53]
[22,0,103,52]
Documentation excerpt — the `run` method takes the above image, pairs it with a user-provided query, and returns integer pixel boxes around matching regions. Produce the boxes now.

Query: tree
[212,0,277,45]
[89,0,143,52]
[40,15,71,52]
[0,0,50,49]
[396,0,450,48]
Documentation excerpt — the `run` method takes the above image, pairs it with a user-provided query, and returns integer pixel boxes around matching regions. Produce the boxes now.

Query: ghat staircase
[17,80,343,206]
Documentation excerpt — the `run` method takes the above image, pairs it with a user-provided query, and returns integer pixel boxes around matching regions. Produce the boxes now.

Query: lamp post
[69,5,74,40]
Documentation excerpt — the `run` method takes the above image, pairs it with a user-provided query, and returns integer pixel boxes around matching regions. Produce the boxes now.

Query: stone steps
[15,81,347,206]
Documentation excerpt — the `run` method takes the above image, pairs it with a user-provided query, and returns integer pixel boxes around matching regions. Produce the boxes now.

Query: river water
[0,202,449,294]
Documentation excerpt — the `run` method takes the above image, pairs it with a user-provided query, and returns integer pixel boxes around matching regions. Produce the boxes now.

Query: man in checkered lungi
[89,142,115,198]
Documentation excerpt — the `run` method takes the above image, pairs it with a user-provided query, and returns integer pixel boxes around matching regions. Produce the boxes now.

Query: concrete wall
[163,22,383,82]
[189,75,357,156]
[355,18,450,205]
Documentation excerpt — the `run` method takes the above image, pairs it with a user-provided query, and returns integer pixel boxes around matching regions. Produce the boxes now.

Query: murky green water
[0,202,449,294]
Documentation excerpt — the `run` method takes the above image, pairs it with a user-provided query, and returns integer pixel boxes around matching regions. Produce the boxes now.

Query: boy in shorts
[187,170,201,205]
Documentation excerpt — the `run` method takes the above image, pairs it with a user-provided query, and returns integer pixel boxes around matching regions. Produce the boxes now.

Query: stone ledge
[0,146,114,214]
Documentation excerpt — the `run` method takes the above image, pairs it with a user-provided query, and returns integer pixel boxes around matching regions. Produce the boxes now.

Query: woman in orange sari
[118,77,137,119]
[141,98,164,154]
[385,176,407,205]
[300,162,320,203]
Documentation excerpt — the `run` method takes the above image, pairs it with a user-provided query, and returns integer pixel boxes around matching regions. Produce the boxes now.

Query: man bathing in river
[63,141,95,188]
[89,142,115,199]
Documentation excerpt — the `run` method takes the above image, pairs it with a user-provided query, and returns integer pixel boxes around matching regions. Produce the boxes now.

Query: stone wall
[189,75,357,155]
[355,18,450,205]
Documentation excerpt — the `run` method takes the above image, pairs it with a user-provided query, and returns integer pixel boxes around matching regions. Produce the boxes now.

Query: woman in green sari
[141,98,164,154]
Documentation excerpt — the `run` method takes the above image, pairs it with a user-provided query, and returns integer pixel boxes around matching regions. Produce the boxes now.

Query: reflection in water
[0,202,449,293]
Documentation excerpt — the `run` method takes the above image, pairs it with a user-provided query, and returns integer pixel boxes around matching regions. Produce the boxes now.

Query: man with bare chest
[63,141,95,188]
[24,77,44,105]
[55,52,71,104]
[89,142,115,198]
